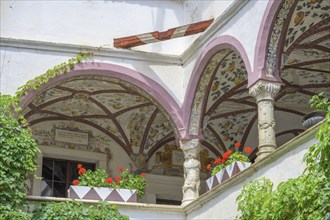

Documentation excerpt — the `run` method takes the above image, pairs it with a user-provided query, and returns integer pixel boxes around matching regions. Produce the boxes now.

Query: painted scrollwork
[265,0,294,76]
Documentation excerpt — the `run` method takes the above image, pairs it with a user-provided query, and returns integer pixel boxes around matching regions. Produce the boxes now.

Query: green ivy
[236,93,330,220]
[304,93,330,178]
[15,52,93,97]
[0,94,39,219]
[32,201,129,220]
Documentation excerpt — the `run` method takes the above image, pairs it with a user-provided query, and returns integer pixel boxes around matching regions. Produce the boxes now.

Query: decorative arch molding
[19,62,185,141]
[182,35,252,140]
[252,0,283,87]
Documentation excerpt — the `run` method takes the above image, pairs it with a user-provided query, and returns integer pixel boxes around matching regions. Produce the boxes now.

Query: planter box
[206,161,251,191]
[68,186,137,202]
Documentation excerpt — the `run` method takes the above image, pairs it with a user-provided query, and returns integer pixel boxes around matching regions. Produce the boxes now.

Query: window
[41,157,95,197]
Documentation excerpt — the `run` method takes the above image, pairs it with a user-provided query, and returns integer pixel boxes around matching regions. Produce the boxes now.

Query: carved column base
[255,144,276,162]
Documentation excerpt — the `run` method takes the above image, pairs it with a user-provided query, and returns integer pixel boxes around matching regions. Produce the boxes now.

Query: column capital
[249,80,281,102]
[180,139,201,157]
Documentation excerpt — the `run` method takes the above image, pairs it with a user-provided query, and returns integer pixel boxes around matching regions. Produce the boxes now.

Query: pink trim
[19,62,184,137]
[251,0,283,87]
[182,35,252,139]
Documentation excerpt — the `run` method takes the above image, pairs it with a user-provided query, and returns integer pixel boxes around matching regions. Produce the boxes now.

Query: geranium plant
[207,142,252,176]
[72,165,147,197]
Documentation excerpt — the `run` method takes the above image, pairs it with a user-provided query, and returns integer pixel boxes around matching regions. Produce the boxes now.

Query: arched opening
[20,63,185,204]
[260,0,330,146]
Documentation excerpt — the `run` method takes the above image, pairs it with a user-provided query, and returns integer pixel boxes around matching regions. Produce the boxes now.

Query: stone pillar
[249,80,281,162]
[180,139,201,206]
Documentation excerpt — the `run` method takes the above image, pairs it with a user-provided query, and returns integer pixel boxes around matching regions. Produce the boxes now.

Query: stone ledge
[26,196,185,213]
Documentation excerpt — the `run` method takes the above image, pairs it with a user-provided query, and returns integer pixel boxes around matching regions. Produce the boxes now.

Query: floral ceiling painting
[22,75,183,173]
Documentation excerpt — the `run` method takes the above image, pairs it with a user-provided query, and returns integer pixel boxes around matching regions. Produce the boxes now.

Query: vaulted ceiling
[22,75,177,162]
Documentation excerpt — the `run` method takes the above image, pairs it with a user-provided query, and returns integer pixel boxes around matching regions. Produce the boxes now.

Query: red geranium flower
[106,177,113,184]
[118,166,123,172]
[223,152,229,160]
[244,147,252,153]
[140,172,145,177]
[78,168,86,175]
[77,164,83,169]
[234,142,241,148]
[221,158,226,164]
[72,179,79,185]
[207,164,212,171]
[214,157,221,165]
[114,176,121,182]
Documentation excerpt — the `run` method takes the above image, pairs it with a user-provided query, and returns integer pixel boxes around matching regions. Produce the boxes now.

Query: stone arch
[252,0,283,86]
[254,0,330,147]
[183,35,257,159]
[19,62,184,166]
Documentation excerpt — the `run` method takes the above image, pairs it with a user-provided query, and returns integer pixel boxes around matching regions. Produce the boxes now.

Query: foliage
[0,53,93,219]
[0,94,39,218]
[236,93,330,220]
[32,201,129,220]
[304,93,330,178]
[236,177,273,219]
[207,142,251,176]
[237,174,328,220]
[74,165,147,197]
[15,52,93,97]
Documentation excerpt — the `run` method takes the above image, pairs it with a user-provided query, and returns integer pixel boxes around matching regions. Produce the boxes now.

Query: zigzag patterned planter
[206,161,251,191]
[68,186,137,202]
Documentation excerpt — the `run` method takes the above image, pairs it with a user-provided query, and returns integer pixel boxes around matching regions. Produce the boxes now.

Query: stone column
[249,80,281,162]
[180,139,201,206]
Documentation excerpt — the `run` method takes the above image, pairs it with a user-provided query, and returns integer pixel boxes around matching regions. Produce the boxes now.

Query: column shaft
[249,80,281,162]
[180,139,201,206]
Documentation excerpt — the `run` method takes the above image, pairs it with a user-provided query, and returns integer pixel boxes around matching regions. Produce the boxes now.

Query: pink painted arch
[182,35,253,139]
[19,62,184,138]
[251,0,283,87]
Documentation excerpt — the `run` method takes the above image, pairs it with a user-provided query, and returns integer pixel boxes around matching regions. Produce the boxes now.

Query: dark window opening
[41,157,95,197]
[156,198,181,206]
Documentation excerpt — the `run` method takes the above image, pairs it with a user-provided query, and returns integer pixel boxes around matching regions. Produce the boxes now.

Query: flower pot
[206,161,251,191]
[302,111,326,129]
[68,186,137,202]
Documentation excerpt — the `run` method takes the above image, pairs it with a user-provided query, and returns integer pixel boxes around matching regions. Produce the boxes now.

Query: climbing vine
[16,52,93,97]
[236,93,330,220]
[0,52,93,219]
[0,94,38,219]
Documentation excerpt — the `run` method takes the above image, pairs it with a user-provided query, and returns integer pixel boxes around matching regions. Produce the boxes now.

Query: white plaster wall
[108,204,185,220]
[186,136,316,220]
[0,46,184,105]
[0,0,186,55]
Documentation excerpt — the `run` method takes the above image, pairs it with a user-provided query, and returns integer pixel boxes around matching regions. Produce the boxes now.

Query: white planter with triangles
[68,186,137,202]
[206,161,251,191]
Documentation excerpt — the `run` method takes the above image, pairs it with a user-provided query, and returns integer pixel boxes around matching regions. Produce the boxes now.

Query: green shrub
[32,201,129,220]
